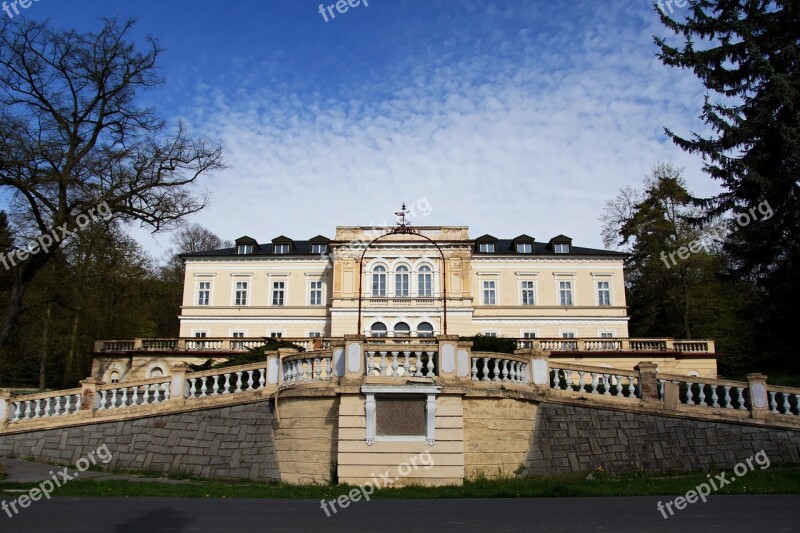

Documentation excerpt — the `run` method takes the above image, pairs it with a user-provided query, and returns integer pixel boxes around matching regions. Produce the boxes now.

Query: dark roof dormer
[512,234,535,254]
[271,235,295,255]
[475,234,498,254]
[235,235,258,255]
[309,235,331,255]
[547,234,573,254]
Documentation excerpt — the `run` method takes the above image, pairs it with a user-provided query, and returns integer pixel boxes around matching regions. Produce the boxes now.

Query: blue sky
[11,0,712,257]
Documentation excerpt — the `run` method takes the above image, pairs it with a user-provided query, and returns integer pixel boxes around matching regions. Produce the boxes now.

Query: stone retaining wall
[526,402,800,475]
[0,401,279,480]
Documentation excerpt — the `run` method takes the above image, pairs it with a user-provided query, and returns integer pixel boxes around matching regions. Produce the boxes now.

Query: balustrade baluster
[403,352,411,375]
[367,352,375,375]
[697,384,706,406]
[259,368,266,389]
[685,382,695,405]
[564,370,573,391]
[471,358,479,381]
[379,352,387,376]
[500,360,509,382]
[162,383,170,401]
[480,357,490,382]
[769,392,778,413]
[603,375,612,396]
[628,377,637,397]
[12,402,22,422]
[314,358,321,380]
[247,370,255,391]
[782,393,791,414]
[211,375,220,395]
[615,375,623,396]
[723,386,732,408]
[736,387,747,410]
[223,373,231,394]
[391,352,399,377]
[53,396,62,416]
[98,391,108,411]
[235,371,243,392]
[710,385,719,407]
[64,395,73,414]
[577,372,585,393]
[110,388,118,409]
[590,373,598,394]
[426,351,434,377]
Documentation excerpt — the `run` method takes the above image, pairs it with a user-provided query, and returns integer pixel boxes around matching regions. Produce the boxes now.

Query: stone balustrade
[365,349,437,378]
[281,353,334,384]
[550,363,639,399]
[656,373,751,410]
[7,388,82,422]
[767,385,800,416]
[186,361,270,397]
[97,377,172,410]
[95,337,331,353]
[514,337,714,353]
[470,352,530,384]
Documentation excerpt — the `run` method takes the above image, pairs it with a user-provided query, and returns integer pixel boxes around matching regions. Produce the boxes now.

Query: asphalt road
[1,495,798,532]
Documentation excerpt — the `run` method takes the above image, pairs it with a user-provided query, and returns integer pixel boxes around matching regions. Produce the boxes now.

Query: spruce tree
[654,1,800,370]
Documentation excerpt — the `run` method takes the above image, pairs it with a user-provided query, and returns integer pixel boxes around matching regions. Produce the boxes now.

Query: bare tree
[171,223,232,254]
[0,18,225,347]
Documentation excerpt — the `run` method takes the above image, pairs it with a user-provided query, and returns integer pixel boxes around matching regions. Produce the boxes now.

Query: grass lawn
[1,466,799,499]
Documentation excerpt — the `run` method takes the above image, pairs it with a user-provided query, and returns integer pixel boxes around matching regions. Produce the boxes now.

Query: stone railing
[97,377,172,411]
[365,297,438,308]
[470,352,530,384]
[515,338,715,353]
[550,363,639,399]
[185,361,270,398]
[657,373,750,410]
[94,337,332,353]
[6,388,82,422]
[767,385,800,416]
[365,348,438,378]
[281,352,334,384]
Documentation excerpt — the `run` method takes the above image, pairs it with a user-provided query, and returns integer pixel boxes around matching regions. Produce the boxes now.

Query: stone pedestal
[746,373,769,419]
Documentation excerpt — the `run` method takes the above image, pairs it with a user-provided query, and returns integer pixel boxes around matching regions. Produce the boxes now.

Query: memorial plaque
[376,395,426,436]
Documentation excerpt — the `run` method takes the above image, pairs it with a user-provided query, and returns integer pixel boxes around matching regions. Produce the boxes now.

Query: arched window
[370,322,387,337]
[372,266,386,297]
[148,367,165,378]
[417,322,434,337]
[109,371,120,384]
[394,322,411,337]
[395,265,410,297]
[418,265,433,297]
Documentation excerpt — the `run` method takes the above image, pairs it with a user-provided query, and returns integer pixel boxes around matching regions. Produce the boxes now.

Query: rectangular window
[479,243,495,253]
[310,281,323,305]
[521,280,535,305]
[197,281,211,306]
[483,331,498,337]
[270,331,283,338]
[308,331,323,338]
[516,243,532,253]
[554,243,570,254]
[483,280,496,305]
[231,331,245,349]
[237,244,253,255]
[194,331,207,338]
[311,243,327,254]
[395,270,410,297]
[600,332,613,338]
[274,244,290,254]
[418,269,433,297]
[523,332,537,339]
[559,281,573,306]
[597,281,611,306]
[562,332,576,339]
[272,281,285,306]
[232,331,245,338]
[234,281,248,306]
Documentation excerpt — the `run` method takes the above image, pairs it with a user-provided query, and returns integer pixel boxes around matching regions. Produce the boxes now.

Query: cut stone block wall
[463,397,537,478]
[526,402,800,475]
[0,401,279,480]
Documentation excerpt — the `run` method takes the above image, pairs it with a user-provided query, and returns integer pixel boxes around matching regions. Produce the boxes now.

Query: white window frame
[196,280,212,306]
[559,330,577,339]
[394,265,410,297]
[481,329,499,337]
[478,242,495,253]
[515,242,532,253]
[234,280,249,306]
[269,330,285,339]
[554,273,576,306]
[482,280,497,305]
[309,280,324,306]
[311,243,327,254]
[371,265,387,297]
[237,244,253,255]
[596,280,612,306]
[417,265,433,297]
[192,330,209,338]
[274,243,290,254]
[554,243,570,254]
[272,281,286,306]
[520,280,536,306]
[307,330,324,338]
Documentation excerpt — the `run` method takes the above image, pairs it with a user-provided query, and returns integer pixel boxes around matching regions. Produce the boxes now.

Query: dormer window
[516,243,532,253]
[274,244,290,254]
[479,243,495,253]
[311,243,328,254]
[554,243,570,254]
[237,244,253,255]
